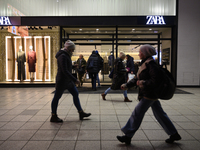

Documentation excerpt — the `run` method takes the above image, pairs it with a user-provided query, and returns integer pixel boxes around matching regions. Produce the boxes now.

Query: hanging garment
[17,51,26,80]
[27,51,36,72]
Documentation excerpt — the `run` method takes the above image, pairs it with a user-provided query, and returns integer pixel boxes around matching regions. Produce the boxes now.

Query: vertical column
[42,37,46,81]
[11,36,15,81]
[115,26,118,58]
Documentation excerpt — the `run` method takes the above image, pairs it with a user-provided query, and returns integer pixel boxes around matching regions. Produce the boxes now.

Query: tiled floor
[0,87,200,150]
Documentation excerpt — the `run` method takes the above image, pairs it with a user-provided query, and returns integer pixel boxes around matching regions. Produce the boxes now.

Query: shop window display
[6,36,51,82]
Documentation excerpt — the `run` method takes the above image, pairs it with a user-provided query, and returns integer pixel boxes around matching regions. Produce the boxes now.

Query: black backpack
[157,65,176,100]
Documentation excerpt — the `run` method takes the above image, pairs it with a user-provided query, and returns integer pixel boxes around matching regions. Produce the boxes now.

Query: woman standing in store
[117,45,181,145]
[50,40,91,122]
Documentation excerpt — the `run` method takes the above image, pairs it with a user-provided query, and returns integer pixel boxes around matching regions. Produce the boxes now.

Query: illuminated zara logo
[146,16,166,25]
[0,16,12,25]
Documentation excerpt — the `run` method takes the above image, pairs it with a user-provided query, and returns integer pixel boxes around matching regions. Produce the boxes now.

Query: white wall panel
[0,0,176,16]
[177,0,200,86]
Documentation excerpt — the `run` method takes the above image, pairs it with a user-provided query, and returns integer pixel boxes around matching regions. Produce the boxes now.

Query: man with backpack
[117,45,181,145]
[86,50,103,91]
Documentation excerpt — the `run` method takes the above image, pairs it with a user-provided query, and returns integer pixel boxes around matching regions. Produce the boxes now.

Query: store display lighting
[79,29,82,31]
[132,29,135,30]
[96,29,99,31]
[149,29,152,30]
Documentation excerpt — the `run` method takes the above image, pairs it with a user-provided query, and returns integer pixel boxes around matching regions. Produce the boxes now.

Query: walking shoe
[50,114,63,123]
[124,97,132,102]
[79,111,91,120]
[165,132,181,143]
[117,135,131,145]
[101,93,106,100]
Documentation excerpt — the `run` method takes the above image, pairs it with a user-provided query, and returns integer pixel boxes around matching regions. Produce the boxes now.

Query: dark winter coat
[126,56,134,73]
[111,57,127,90]
[86,51,100,74]
[126,57,162,100]
[55,49,77,90]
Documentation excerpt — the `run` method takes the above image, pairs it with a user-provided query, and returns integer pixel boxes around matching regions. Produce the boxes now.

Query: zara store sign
[146,16,166,25]
[0,16,12,25]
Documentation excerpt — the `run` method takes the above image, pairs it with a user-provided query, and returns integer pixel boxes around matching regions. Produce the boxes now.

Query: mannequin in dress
[27,46,36,82]
[17,45,26,81]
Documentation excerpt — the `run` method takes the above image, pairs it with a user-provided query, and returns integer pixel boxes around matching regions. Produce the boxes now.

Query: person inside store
[117,45,181,145]
[125,54,135,81]
[51,40,91,122]
[101,52,132,102]
[108,51,114,70]
[95,50,104,87]
[86,50,103,91]
[75,54,86,87]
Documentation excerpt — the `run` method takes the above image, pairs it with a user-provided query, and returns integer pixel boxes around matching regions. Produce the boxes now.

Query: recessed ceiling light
[132,29,135,30]
[96,29,99,31]
[79,29,82,31]
[149,29,152,30]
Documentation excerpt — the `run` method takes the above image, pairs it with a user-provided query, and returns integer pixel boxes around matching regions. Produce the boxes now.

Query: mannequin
[27,46,36,82]
[17,46,26,81]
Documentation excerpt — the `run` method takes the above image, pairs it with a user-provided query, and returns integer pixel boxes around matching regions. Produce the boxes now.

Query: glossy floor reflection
[0,87,200,150]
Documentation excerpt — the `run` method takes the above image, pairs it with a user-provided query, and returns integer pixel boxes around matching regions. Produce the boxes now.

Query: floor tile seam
[183,129,200,141]
[74,120,83,150]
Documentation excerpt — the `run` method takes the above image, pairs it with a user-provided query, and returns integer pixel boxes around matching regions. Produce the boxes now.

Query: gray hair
[64,40,75,50]
[119,51,125,58]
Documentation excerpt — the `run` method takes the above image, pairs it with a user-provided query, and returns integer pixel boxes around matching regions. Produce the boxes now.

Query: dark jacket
[126,57,162,100]
[76,58,86,74]
[111,57,127,90]
[126,56,134,73]
[55,49,77,90]
[86,51,100,74]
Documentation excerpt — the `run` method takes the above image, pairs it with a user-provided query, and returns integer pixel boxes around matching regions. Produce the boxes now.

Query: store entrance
[61,26,172,83]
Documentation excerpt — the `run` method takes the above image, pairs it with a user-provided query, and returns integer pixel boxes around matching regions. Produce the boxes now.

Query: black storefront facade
[0,15,178,86]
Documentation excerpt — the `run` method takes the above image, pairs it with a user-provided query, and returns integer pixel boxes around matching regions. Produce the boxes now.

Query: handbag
[85,72,90,79]
[128,73,135,82]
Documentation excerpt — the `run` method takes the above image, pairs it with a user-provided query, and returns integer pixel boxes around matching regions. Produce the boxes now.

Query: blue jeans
[51,86,82,114]
[90,73,97,89]
[96,74,100,86]
[104,87,127,98]
[121,98,177,138]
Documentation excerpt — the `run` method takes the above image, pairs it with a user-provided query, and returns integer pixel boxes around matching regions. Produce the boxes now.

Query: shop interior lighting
[132,29,135,30]
[79,29,82,31]
[96,29,99,31]
[149,29,152,30]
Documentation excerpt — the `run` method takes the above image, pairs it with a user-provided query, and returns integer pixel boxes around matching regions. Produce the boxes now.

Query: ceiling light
[132,29,135,30]
[96,29,99,31]
[149,29,152,30]
[79,29,82,31]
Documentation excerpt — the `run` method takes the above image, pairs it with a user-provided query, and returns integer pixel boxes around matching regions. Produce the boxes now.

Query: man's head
[119,52,126,60]
[79,54,83,59]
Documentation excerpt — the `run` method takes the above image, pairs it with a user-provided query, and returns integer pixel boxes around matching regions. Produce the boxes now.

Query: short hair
[119,51,125,58]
